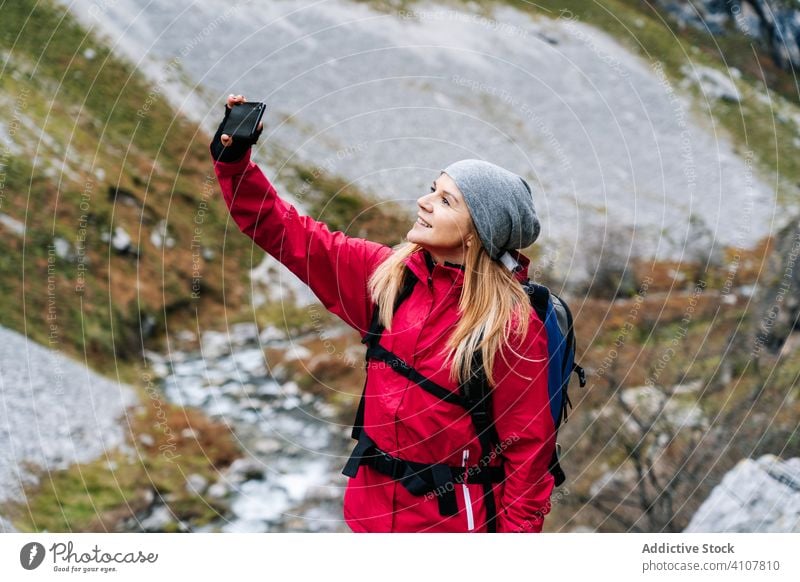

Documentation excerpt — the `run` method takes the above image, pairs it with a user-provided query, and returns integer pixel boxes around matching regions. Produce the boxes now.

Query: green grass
[0,0,258,369]
[0,0,196,159]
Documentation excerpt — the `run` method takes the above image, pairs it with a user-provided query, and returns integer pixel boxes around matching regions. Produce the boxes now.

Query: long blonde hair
[367,235,535,389]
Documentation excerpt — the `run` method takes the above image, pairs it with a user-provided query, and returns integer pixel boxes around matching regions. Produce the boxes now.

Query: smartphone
[221,101,266,141]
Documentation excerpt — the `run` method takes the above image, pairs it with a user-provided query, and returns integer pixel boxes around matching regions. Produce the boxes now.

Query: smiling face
[406,172,476,265]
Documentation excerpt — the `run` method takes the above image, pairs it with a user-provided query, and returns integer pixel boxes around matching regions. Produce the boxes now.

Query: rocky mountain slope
[57,0,800,280]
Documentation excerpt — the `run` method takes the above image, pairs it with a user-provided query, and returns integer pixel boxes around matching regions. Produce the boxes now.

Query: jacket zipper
[462,449,475,531]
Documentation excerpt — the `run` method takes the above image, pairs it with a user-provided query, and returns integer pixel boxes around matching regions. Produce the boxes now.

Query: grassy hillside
[0,0,248,371]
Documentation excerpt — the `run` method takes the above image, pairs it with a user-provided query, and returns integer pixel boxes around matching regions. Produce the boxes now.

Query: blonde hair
[367,233,535,389]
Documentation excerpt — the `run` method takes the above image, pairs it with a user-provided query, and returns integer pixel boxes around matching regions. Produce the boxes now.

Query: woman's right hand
[220,94,264,147]
[210,93,264,163]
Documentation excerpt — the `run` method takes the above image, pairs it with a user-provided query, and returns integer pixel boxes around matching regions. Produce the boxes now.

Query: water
[146,323,353,532]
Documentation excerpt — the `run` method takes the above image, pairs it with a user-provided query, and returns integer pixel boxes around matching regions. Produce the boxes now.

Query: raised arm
[210,95,392,335]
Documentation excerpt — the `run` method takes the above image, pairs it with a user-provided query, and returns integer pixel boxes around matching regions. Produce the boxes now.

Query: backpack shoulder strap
[461,346,500,453]
[522,279,550,324]
[361,266,418,348]
[352,266,419,440]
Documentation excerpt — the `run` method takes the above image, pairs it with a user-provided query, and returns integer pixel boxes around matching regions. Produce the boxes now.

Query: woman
[211,95,556,533]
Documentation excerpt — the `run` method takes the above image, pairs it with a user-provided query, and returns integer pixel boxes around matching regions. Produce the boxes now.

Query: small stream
[145,323,354,533]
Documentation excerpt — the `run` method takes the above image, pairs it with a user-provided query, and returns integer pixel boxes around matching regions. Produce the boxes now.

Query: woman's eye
[430,186,448,205]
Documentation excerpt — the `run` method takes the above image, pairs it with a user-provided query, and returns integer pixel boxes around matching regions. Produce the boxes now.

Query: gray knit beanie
[441,159,540,261]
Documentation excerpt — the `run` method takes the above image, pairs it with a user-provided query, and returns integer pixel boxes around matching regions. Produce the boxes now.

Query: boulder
[685,454,800,532]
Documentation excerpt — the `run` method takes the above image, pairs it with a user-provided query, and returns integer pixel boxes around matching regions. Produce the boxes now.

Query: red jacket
[212,148,556,533]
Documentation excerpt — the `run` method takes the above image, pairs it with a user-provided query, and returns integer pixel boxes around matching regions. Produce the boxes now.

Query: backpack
[344,265,585,530]
[494,278,586,486]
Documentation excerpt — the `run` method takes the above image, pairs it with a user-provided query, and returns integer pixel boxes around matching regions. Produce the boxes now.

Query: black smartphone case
[222,102,266,141]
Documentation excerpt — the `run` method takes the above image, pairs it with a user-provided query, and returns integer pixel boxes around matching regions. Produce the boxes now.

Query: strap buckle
[377,449,404,479]
[575,364,586,387]
[471,409,489,426]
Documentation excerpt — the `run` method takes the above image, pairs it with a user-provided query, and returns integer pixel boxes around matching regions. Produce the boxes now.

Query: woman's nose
[418,193,433,209]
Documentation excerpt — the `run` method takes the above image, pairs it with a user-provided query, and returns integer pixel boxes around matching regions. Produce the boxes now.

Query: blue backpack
[513,279,586,486]
[453,278,585,489]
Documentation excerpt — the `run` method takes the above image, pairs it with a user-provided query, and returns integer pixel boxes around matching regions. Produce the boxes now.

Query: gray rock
[253,438,282,456]
[685,454,800,532]
[229,479,291,524]
[150,219,175,249]
[221,517,268,533]
[175,329,197,344]
[200,330,230,359]
[111,226,131,253]
[204,396,238,419]
[259,325,287,344]
[682,64,742,102]
[181,427,198,440]
[620,385,708,429]
[150,317,354,532]
[185,473,208,495]
[753,221,800,354]
[138,433,155,447]
[589,465,638,497]
[227,458,266,483]
[163,374,212,408]
[230,322,259,345]
[256,380,282,398]
[0,326,136,506]
[138,505,176,532]
[53,237,72,260]
[656,1,800,71]
[229,348,267,377]
[143,350,169,378]
[0,213,25,237]
[207,481,229,499]
[60,0,782,276]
